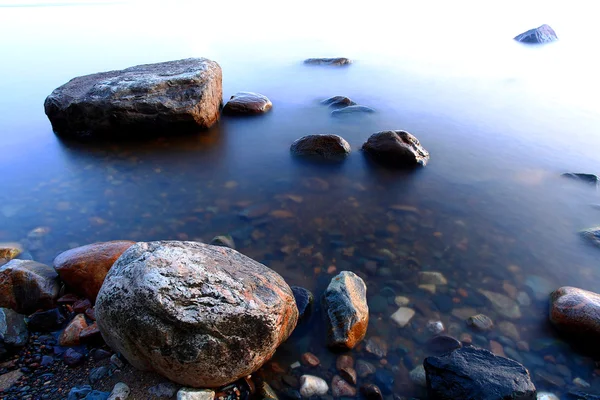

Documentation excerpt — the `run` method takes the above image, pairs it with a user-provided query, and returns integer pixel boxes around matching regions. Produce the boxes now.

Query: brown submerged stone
[362,130,430,167]
[290,134,351,160]
[53,240,135,303]
[222,92,272,115]
[550,286,600,347]
[0,260,59,314]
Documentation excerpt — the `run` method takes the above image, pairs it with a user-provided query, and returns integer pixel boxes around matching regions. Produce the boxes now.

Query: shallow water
[2,0,600,397]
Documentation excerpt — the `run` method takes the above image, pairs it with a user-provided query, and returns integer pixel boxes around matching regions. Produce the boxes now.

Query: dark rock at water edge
[290,134,351,160]
[0,259,60,314]
[28,308,66,332]
[222,92,272,115]
[291,286,313,321]
[514,24,558,44]
[63,348,85,366]
[304,57,351,66]
[321,96,356,108]
[562,173,599,186]
[0,308,28,348]
[362,130,430,167]
[44,58,223,138]
[580,227,600,248]
[331,105,375,116]
[424,347,536,400]
[426,335,462,356]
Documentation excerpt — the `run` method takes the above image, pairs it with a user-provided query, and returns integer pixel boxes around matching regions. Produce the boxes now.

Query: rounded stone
[362,130,430,167]
[299,375,328,397]
[549,286,600,344]
[467,314,494,331]
[290,134,351,160]
[222,92,272,115]
[321,96,356,108]
[95,241,298,388]
[0,260,59,314]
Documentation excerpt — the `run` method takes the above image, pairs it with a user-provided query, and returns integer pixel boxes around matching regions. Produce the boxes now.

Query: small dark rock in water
[562,173,599,186]
[290,134,351,160]
[549,286,600,349]
[210,235,236,249]
[424,347,537,400]
[304,57,351,66]
[362,130,430,167]
[28,308,66,332]
[566,388,600,400]
[222,92,272,115]
[291,286,313,321]
[360,384,383,400]
[331,105,375,116]
[321,96,356,108]
[426,335,462,356]
[63,348,85,366]
[67,385,92,400]
[514,24,558,44]
[374,369,395,394]
[580,228,600,248]
[300,352,320,367]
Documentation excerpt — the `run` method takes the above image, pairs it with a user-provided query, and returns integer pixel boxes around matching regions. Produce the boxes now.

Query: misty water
[2,0,600,397]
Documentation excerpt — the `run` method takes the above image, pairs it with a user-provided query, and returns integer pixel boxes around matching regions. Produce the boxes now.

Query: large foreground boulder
[44,58,223,138]
[549,286,600,347]
[424,347,536,400]
[0,260,59,314]
[514,24,558,44]
[362,130,430,167]
[95,241,298,387]
[53,240,135,303]
[322,271,369,349]
[290,134,351,160]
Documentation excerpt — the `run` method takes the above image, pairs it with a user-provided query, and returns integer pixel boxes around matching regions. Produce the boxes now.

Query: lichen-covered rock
[304,58,351,66]
[424,347,536,400]
[322,271,368,349]
[44,58,222,138]
[514,24,558,44]
[222,92,272,115]
[549,286,600,345]
[95,241,298,387]
[362,130,430,167]
[53,241,134,303]
[290,134,351,160]
[0,260,59,314]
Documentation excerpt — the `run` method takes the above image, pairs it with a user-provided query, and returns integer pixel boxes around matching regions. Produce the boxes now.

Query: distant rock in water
[331,105,375,116]
[514,24,558,44]
[304,57,351,66]
[222,92,272,115]
[562,173,599,186]
[580,227,600,248]
[550,286,600,349]
[424,347,537,400]
[44,58,223,139]
[362,130,430,167]
[290,134,351,160]
[321,96,356,109]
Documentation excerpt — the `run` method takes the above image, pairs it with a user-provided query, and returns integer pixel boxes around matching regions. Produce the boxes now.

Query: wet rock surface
[321,96,356,108]
[580,227,600,248]
[222,92,272,115]
[0,259,59,314]
[514,24,558,44]
[562,173,599,186]
[331,105,375,116]
[550,286,600,348]
[291,286,313,321]
[304,57,351,66]
[95,241,298,387]
[424,347,536,400]
[290,134,351,160]
[362,130,430,167]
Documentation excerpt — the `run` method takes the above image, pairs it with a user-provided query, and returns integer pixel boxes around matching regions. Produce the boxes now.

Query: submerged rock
[95,241,298,387]
[362,130,430,167]
[290,134,351,160]
[321,96,356,108]
[562,173,599,186]
[424,347,536,400]
[0,259,59,314]
[580,227,600,248]
[331,105,375,116]
[390,307,415,328]
[478,289,522,319]
[467,314,494,331]
[514,24,558,44]
[322,271,369,349]
[304,57,351,66]
[44,58,223,138]
[53,241,135,303]
[222,92,272,115]
[549,286,600,346]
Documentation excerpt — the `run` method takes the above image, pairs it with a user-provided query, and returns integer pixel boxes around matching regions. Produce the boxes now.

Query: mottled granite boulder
[0,260,59,314]
[222,92,272,115]
[322,271,369,349]
[362,130,430,167]
[514,24,558,44]
[44,58,222,138]
[550,286,600,345]
[290,134,351,160]
[95,241,298,387]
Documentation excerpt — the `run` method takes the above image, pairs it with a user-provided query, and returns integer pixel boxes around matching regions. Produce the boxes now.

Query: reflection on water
[2,0,600,397]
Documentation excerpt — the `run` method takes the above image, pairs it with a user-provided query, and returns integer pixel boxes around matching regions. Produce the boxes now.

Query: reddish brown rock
[301,352,320,367]
[0,260,59,314]
[223,92,272,115]
[53,240,134,303]
[340,367,357,385]
[332,375,356,397]
[59,314,87,346]
[85,308,96,321]
[336,354,354,370]
[57,293,79,303]
[550,286,600,345]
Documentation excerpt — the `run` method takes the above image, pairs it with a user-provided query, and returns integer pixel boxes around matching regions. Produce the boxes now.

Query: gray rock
[148,382,179,398]
[424,347,536,400]
[362,130,430,167]
[108,382,130,400]
[89,366,109,385]
[0,369,23,392]
[478,290,522,319]
[581,227,600,249]
[467,314,494,331]
[322,271,369,349]
[222,92,272,115]
[177,388,215,400]
[95,241,298,387]
[524,275,554,301]
[514,24,558,44]
[0,259,59,314]
[299,375,328,397]
[44,58,222,138]
[290,134,351,160]
[67,385,92,400]
[427,320,445,335]
[498,321,521,342]
[331,105,375,116]
[321,96,356,108]
[390,307,415,328]
[0,308,28,347]
[304,57,351,66]
[419,271,448,285]
[409,365,427,387]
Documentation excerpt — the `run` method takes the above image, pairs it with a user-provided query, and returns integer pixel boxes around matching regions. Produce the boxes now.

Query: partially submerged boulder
[44,58,223,138]
[95,241,298,387]
[304,57,351,66]
[53,241,135,303]
[322,271,369,349]
[362,130,430,167]
[562,173,598,186]
[549,286,600,348]
[0,260,59,314]
[514,24,558,44]
[321,96,356,109]
[290,134,351,160]
[222,92,272,115]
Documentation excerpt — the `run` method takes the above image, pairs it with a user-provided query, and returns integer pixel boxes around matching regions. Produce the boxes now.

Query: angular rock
[80,322,101,341]
[391,307,415,328]
[210,235,235,250]
[299,375,328,397]
[478,289,522,319]
[321,271,368,349]
[0,243,21,266]
[108,382,131,400]
[498,321,521,342]
[148,382,178,398]
[300,352,320,367]
[424,347,536,400]
[27,308,65,332]
[514,24,558,44]
[59,314,87,346]
[222,92,272,115]
[549,286,600,345]
[95,241,298,387]
[409,365,427,387]
[0,259,59,314]
[53,240,135,303]
[68,385,92,400]
[364,336,388,358]
[304,57,351,66]
[362,130,430,167]
[290,134,351,160]
[291,286,313,321]
[0,308,28,347]
[339,367,357,385]
[321,96,356,108]
[44,58,222,138]
[177,388,215,400]
[332,375,356,397]
[331,105,375,116]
